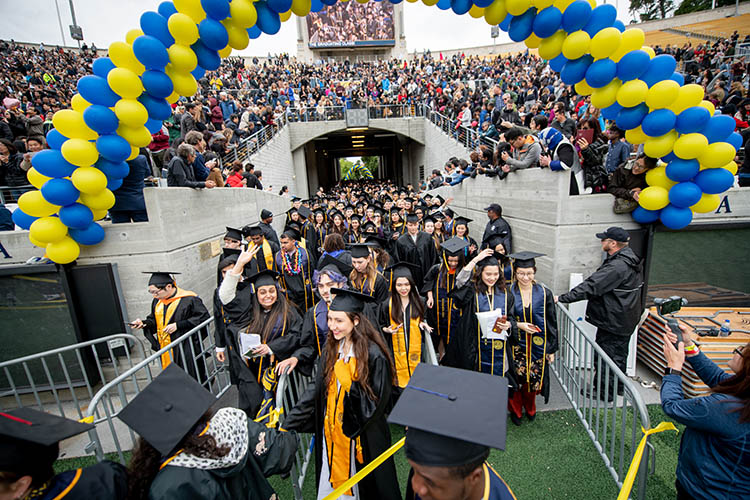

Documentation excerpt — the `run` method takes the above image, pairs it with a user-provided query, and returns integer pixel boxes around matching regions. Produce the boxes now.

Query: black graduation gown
[421,264,462,358]
[248,239,280,274]
[350,272,390,304]
[393,232,438,289]
[259,222,280,247]
[275,246,317,312]
[295,301,328,376]
[38,461,127,500]
[282,343,401,500]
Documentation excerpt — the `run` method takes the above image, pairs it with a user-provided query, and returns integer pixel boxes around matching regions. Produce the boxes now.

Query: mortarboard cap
[423,215,437,225]
[595,226,630,243]
[329,287,376,314]
[453,216,472,227]
[476,255,500,269]
[287,208,298,216]
[291,196,301,202]
[248,269,279,289]
[434,195,445,204]
[388,364,507,467]
[282,225,301,241]
[362,221,377,232]
[222,247,241,260]
[224,227,243,242]
[298,206,312,219]
[348,243,372,259]
[218,253,239,271]
[509,251,545,268]
[405,213,419,224]
[318,255,354,277]
[144,271,180,287]
[242,224,264,237]
[365,235,387,248]
[118,364,216,457]
[443,208,455,218]
[385,262,420,281]
[440,237,470,256]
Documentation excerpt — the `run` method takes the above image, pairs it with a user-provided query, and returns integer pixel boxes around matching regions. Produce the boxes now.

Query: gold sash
[389,300,422,388]
[154,288,197,368]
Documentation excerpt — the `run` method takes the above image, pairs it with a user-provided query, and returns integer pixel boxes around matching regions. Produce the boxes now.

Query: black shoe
[526,412,536,422]
[510,412,522,426]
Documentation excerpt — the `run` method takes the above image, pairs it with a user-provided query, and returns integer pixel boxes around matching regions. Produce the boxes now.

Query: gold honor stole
[154,288,197,368]
[389,300,422,388]
[325,358,363,495]
[260,239,274,270]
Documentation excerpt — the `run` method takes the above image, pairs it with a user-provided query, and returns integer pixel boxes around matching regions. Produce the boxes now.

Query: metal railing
[0,184,34,205]
[550,303,653,500]
[223,112,289,165]
[421,104,500,152]
[288,105,345,123]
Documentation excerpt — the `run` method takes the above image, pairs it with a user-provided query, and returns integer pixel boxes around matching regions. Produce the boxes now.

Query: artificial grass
[54,405,685,499]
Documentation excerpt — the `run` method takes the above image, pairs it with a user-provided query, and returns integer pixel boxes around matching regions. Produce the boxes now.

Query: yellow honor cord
[617,422,678,500]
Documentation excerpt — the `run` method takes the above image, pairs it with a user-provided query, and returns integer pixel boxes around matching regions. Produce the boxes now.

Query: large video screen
[307,2,395,48]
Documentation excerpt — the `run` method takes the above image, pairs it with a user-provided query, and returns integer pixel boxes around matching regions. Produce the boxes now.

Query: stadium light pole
[68,0,81,48]
[53,0,67,46]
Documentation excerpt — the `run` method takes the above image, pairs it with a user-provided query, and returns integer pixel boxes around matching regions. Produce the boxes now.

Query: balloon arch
[12,0,741,263]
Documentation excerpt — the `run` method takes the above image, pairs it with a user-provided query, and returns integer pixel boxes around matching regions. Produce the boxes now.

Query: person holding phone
[507,252,558,425]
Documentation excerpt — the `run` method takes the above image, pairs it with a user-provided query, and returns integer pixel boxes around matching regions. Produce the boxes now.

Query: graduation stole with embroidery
[436,257,457,344]
[514,283,548,390]
[253,239,274,270]
[476,289,508,375]
[154,288,197,368]
[389,299,422,388]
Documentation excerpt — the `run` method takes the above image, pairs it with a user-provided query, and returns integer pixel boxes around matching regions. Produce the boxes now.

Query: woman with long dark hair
[282,289,401,500]
[453,216,479,261]
[329,211,348,237]
[347,217,362,244]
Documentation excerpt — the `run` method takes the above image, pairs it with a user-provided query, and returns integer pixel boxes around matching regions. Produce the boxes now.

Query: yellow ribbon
[254,407,284,428]
[617,422,678,500]
[322,437,405,500]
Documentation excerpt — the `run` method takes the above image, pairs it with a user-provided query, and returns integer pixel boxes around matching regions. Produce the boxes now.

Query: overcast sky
[0,0,632,56]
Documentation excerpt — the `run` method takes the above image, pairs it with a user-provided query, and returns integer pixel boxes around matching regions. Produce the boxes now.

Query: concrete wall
[244,125,299,196]
[423,121,473,175]
[288,116,425,151]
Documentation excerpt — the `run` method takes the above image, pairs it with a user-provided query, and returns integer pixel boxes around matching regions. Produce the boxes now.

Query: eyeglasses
[733,346,745,356]
[148,288,164,295]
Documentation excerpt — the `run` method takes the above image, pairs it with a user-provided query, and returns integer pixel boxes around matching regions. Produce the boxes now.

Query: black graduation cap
[298,206,312,219]
[329,287,376,313]
[476,255,500,269]
[144,271,180,287]
[405,213,419,224]
[287,208,298,216]
[385,262,420,281]
[222,247,241,260]
[444,208,455,218]
[389,207,401,215]
[330,210,344,220]
[434,195,445,204]
[388,364,507,467]
[225,226,243,242]
[118,364,216,456]
[509,251,545,268]
[423,214,438,225]
[441,237,470,257]
[318,254,354,277]
[362,221,377,232]
[248,269,280,289]
[424,194,433,200]
[349,243,371,259]
[453,216,472,227]
[291,196,301,202]
[242,224,264,237]
[365,235,387,248]
[282,225,301,241]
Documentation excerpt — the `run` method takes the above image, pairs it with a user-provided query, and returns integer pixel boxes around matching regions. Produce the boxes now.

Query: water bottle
[720,319,731,337]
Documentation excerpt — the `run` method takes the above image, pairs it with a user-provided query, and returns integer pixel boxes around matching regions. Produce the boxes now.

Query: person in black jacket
[110,153,151,223]
[556,227,643,401]
[481,203,512,252]
[166,144,216,189]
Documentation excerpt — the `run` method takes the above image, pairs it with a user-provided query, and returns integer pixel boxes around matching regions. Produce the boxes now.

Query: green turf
[54,405,685,499]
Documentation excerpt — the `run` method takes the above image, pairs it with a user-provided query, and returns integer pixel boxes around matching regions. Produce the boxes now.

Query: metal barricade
[0,184,34,204]
[550,304,653,500]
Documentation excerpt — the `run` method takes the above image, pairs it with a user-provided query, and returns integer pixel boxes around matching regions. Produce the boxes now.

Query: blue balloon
[255,2,281,35]
[146,118,164,134]
[727,132,743,150]
[12,208,38,230]
[46,129,67,150]
[320,0,337,5]
[473,0,494,7]
[77,75,120,107]
[191,65,206,80]
[669,181,703,208]
[247,25,262,39]
[191,40,221,71]
[669,72,685,86]
[661,151,679,163]
[585,58,616,88]
[139,94,172,121]
[561,0,591,33]
[640,54,677,87]
[451,0,473,15]
[632,206,660,224]
[41,178,80,206]
[613,19,625,32]
[133,35,169,70]
[701,114,736,143]
[615,103,649,130]
[601,102,623,120]
[549,53,567,72]
[508,8,536,43]
[437,0,451,10]
[309,0,324,12]
[660,204,693,230]
[107,178,124,191]
[97,134,132,163]
[391,0,404,4]
[665,158,700,182]
[92,57,116,78]
[533,7,562,39]
[694,167,735,194]
[96,159,130,179]
[202,0,231,19]
[560,55,592,85]
[140,11,175,48]
[83,105,119,135]
[675,106,711,134]
[583,4,616,37]
[641,108,676,137]
[70,222,106,246]
[499,13,512,32]
[616,50,650,81]
[266,0,292,13]
[59,203,94,230]
[141,70,174,99]
[32,150,77,178]
[157,1,178,18]
[198,18,229,51]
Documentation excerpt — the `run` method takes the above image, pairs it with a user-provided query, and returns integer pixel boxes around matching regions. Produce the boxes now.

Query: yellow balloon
[125,28,145,45]
[218,45,233,58]
[80,189,116,210]
[423,0,440,6]
[406,0,419,3]
[107,68,143,99]
[291,0,311,16]
[174,0,206,23]
[45,236,81,264]
[506,0,531,16]
[625,126,649,145]
[538,30,566,60]
[18,190,59,217]
[168,13,200,45]
[643,130,677,159]
[575,79,594,96]
[223,19,250,50]
[115,99,148,127]
[699,142,737,168]
[698,100,715,115]
[108,41,145,75]
[279,9,292,22]
[168,44,198,72]
[469,5,485,18]
[71,94,91,113]
[62,139,99,167]
[690,193,721,213]
[29,234,47,248]
[27,167,52,189]
[646,165,677,189]
[669,84,704,114]
[590,28,621,60]
[30,216,68,243]
[52,110,97,141]
[128,145,139,161]
[167,67,198,97]
[525,33,542,49]
[611,28,645,62]
[72,166,108,194]
[91,209,109,221]
[591,78,621,109]
[166,91,180,104]
[723,160,738,175]
[562,30,590,61]
[533,0,554,6]
[645,80,679,109]
[586,0,596,6]
[616,79,648,108]
[673,133,708,160]
[638,186,670,211]
[642,46,655,58]
[484,0,507,26]
[117,125,153,148]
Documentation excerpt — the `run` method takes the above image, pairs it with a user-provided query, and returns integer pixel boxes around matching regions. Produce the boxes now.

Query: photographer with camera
[662,324,750,499]
[500,127,541,173]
